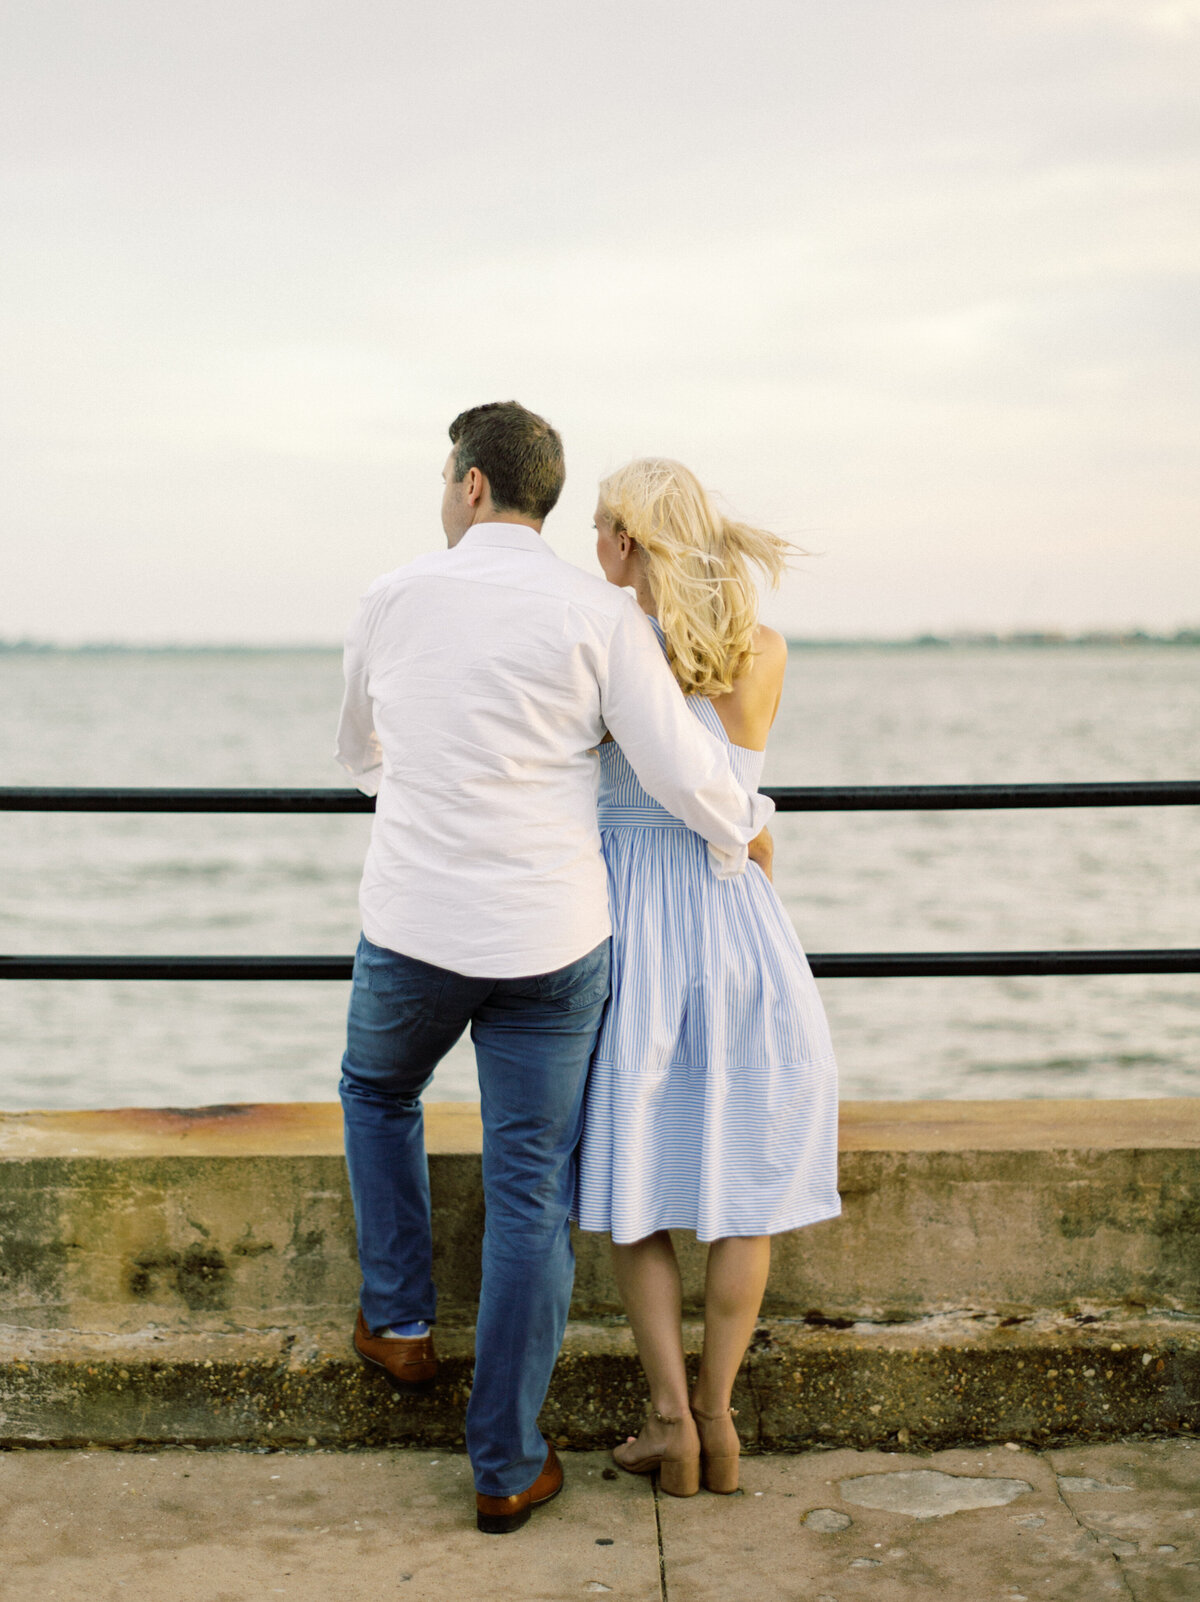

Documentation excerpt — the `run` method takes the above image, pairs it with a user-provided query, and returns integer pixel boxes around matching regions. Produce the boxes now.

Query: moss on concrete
[1,1315,1197,1452]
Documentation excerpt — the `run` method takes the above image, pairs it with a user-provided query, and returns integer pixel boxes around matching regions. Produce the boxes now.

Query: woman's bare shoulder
[753,624,788,662]
[747,624,788,687]
[709,625,788,748]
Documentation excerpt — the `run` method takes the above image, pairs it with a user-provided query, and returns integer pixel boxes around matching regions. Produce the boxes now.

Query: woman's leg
[692,1235,772,1414]
[689,1234,771,1492]
[610,1231,692,1417]
[610,1232,700,1491]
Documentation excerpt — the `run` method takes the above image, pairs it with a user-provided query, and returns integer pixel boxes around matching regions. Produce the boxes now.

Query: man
[335,401,772,1533]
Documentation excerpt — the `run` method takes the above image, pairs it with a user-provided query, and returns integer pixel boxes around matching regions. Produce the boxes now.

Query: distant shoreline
[788,628,1200,649]
[3,628,1198,655]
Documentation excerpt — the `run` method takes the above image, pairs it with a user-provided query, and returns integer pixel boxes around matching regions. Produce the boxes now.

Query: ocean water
[0,645,1196,1110]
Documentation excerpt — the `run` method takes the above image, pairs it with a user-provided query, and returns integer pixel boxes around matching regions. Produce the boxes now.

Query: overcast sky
[3,0,1198,643]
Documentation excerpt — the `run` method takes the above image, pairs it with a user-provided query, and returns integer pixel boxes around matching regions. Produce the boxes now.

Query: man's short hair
[448,401,565,522]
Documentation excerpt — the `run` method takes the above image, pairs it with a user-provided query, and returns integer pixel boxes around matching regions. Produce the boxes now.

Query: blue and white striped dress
[575,642,841,1244]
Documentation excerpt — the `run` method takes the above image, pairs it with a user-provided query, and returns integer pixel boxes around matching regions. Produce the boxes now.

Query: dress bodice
[597,623,765,828]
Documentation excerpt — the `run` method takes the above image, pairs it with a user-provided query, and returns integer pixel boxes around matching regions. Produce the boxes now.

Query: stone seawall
[1,1100,1198,1449]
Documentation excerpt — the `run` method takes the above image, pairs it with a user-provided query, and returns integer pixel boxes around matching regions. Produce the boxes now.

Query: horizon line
[3,626,1199,654]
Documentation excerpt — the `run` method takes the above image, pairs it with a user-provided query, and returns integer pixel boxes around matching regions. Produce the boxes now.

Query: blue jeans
[338,932,610,1498]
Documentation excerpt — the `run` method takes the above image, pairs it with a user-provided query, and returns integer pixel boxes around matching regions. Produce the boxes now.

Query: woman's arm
[747,824,774,882]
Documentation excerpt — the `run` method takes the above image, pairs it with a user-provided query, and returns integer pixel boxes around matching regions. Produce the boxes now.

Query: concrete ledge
[3,1099,1199,1448]
[1,1314,1196,1451]
[2,1100,1198,1333]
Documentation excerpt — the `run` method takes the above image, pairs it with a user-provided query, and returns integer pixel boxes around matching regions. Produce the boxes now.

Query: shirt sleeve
[597,598,775,877]
[334,592,384,796]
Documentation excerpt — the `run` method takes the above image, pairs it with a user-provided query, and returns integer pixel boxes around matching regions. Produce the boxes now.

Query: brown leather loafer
[475,1443,563,1534]
[353,1308,436,1394]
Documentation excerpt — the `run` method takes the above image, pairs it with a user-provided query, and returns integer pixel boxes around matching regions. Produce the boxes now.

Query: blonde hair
[597,457,793,697]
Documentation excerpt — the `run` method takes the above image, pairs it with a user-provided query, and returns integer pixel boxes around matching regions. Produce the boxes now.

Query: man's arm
[334,593,384,796]
[598,598,774,876]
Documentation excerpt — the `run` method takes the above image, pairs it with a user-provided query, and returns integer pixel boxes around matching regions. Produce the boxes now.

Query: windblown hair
[597,458,794,697]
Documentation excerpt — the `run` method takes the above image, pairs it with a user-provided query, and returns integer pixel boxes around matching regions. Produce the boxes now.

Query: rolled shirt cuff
[346,764,382,797]
[705,790,775,878]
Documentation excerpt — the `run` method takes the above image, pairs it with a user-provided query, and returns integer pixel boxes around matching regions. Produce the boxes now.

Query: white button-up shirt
[335,522,774,977]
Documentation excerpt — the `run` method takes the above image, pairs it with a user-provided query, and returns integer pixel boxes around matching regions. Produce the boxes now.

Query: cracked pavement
[0,1437,1195,1600]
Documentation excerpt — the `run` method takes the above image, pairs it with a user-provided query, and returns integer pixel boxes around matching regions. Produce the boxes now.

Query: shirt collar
[457,521,546,554]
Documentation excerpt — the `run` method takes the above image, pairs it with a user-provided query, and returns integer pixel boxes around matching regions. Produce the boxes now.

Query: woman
[574,458,840,1497]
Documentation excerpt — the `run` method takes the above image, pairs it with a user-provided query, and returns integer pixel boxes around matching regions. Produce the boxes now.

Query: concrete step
[2,1312,1197,1450]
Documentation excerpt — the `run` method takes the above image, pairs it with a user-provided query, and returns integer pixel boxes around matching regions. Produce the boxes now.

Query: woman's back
[705,624,789,753]
[597,620,769,826]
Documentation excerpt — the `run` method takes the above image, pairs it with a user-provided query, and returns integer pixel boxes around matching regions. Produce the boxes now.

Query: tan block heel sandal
[692,1404,740,1494]
[612,1410,701,1497]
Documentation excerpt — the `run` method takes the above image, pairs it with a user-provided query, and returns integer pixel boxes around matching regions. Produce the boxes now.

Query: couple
[335,401,840,1534]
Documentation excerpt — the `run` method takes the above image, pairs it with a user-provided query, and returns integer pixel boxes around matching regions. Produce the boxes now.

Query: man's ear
[465,466,486,507]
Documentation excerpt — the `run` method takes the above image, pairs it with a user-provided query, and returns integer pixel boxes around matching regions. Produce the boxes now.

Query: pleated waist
[597,805,688,829]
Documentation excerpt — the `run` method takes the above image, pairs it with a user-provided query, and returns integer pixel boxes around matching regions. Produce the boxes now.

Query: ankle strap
[691,1404,738,1421]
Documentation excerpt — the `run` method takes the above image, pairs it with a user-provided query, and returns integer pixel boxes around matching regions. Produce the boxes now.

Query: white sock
[378,1321,429,1339]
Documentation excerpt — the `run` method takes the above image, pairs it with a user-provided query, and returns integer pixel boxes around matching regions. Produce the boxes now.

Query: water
[1,646,1196,1110]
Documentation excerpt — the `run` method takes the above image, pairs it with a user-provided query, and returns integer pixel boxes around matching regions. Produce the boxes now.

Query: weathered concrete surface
[0,1103,484,1332]
[0,1439,1195,1602]
[2,1312,1197,1451]
[1049,1438,1200,1598]
[0,1447,660,1602]
[3,1100,1199,1333]
[756,1097,1200,1324]
[748,1313,1200,1451]
[658,1439,1200,1601]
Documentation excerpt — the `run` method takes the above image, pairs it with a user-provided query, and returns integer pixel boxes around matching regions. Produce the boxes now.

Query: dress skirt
[574,803,841,1244]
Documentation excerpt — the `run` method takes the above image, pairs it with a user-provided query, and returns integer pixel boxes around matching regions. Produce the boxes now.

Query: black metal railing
[2,783,1198,981]
[4,780,1199,813]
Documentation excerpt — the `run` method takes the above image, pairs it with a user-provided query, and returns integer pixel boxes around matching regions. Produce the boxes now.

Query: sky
[2,0,1198,644]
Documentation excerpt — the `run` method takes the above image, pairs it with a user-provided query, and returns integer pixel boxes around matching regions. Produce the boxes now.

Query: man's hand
[747,825,774,882]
